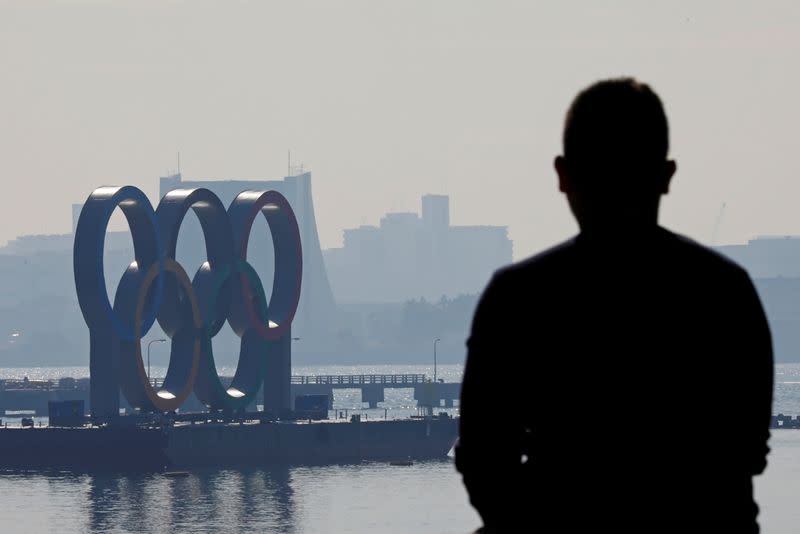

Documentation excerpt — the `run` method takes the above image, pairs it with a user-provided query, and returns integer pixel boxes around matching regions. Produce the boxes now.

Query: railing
[0,374,432,391]
[0,379,60,391]
[291,374,427,386]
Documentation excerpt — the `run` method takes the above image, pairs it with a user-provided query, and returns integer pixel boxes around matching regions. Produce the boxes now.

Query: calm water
[0,363,797,533]
[0,462,480,533]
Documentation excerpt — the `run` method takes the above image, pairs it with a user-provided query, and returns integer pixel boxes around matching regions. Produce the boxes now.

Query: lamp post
[433,338,441,383]
[147,338,166,385]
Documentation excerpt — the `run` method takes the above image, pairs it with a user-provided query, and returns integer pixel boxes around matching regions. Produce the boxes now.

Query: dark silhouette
[455,78,774,533]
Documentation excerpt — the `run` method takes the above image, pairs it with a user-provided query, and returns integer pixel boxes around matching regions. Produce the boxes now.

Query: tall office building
[323,195,513,303]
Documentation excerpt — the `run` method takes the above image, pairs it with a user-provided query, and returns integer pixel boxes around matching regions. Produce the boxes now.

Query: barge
[0,414,459,471]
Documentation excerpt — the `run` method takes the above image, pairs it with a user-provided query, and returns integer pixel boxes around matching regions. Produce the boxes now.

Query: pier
[291,374,461,409]
[6,377,800,429]
[0,375,462,414]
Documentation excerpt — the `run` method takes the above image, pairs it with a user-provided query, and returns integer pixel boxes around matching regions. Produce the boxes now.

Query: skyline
[1,167,797,254]
[2,2,800,259]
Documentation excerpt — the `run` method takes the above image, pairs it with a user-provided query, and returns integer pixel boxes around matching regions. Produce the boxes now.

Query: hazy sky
[1,1,799,258]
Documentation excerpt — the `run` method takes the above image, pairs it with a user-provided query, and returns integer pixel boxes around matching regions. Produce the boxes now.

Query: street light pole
[147,338,166,385]
[434,338,441,383]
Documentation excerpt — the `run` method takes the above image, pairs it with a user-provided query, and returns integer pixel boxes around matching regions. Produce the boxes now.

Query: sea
[0,363,797,534]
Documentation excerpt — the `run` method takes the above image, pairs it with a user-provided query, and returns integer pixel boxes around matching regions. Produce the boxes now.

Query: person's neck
[577,220,663,244]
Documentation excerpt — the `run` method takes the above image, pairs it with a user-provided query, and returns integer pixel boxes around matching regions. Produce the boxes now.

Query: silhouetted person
[456,78,773,533]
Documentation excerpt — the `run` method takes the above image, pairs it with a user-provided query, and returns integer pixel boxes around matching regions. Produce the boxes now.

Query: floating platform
[0,415,459,471]
[771,414,800,429]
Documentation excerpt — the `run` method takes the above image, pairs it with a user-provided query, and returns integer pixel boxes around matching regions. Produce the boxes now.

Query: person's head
[554,77,676,232]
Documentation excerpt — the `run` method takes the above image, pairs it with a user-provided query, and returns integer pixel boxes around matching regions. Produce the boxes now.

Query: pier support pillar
[263,327,292,417]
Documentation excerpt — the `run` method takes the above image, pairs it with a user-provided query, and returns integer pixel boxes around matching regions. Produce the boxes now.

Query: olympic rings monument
[74,186,303,422]
[0,181,457,469]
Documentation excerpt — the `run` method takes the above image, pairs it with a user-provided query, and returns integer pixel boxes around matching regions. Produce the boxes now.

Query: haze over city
[3,1,800,258]
[2,3,800,534]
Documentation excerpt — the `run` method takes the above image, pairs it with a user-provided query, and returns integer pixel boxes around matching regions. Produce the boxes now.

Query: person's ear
[660,160,677,194]
[555,156,570,193]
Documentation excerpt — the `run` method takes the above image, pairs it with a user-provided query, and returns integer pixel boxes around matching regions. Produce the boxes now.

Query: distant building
[0,171,341,365]
[159,172,338,341]
[750,277,800,362]
[716,236,800,278]
[715,236,800,362]
[323,195,512,302]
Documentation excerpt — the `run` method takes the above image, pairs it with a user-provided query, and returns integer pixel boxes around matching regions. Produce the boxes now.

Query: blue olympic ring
[73,186,303,414]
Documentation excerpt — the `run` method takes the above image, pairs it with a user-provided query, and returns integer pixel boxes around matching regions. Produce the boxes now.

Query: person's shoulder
[493,236,580,283]
[659,227,748,277]
[470,238,579,324]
